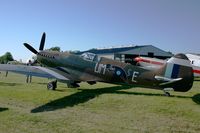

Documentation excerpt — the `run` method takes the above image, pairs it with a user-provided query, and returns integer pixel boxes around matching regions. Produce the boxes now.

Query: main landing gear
[47,80,57,90]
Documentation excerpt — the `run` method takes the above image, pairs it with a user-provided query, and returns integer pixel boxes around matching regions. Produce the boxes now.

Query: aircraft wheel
[164,92,170,97]
[47,82,53,90]
[47,80,57,90]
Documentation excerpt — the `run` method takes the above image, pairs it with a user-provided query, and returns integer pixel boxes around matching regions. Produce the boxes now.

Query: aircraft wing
[0,64,69,81]
[0,64,102,83]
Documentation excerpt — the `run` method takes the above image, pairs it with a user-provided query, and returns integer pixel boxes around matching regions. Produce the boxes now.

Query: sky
[0,0,200,62]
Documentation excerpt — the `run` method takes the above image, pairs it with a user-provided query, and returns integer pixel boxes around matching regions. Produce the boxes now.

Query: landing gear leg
[47,80,57,90]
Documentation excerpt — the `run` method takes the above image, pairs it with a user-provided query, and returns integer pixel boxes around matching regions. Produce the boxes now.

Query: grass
[0,72,200,133]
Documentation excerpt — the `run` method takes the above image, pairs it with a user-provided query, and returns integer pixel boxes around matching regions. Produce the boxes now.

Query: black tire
[47,80,57,90]
[47,82,54,90]
[164,92,170,97]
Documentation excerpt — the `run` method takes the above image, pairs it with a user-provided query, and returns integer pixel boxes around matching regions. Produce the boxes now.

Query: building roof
[79,45,173,57]
[79,45,146,54]
[118,45,173,57]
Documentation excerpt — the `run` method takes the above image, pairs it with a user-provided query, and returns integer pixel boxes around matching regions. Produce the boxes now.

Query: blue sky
[0,0,200,62]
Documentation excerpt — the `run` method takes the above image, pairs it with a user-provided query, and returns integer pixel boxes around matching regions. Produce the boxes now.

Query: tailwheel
[47,80,57,90]
[163,91,170,97]
[163,88,173,97]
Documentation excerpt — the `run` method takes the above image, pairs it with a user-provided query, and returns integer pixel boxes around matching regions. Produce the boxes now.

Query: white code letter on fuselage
[132,71,139,82]
[94,63,107,75]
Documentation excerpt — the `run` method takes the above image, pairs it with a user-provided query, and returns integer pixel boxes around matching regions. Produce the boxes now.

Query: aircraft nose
[134,57,142,62]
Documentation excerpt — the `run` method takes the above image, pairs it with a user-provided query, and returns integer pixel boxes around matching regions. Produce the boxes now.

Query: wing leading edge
[0,64,69,81]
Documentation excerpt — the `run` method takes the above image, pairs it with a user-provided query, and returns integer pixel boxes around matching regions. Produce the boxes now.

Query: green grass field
[0,72,200,133]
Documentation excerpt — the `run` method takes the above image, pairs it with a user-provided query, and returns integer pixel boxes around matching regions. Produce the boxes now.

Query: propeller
[39,32,46,51]
[24,43,38,54]
[24,32,46,54]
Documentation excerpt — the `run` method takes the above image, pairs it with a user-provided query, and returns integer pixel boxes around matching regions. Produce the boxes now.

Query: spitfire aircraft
[10,32,192,96]
[0,33,194,96]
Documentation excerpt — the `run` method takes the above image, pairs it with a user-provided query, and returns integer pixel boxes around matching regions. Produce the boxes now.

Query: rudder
[159,53,194,92]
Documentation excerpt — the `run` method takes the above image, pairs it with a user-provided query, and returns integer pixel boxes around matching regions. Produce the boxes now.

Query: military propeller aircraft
[19,32,194,96]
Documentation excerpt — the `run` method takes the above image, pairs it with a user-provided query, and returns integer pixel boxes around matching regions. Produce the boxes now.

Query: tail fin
[156,53,194,92]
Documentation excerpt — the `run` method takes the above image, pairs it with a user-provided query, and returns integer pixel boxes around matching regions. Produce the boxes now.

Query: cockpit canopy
[80,52,98,61]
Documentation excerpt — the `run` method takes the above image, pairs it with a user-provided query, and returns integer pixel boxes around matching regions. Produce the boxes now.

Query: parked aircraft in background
[0,33,194,96]
[134,56,200,77]
[134,56,166,70]
[186,53,200,67]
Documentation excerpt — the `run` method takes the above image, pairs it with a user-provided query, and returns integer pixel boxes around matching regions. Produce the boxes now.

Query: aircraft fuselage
[36,51,193,92]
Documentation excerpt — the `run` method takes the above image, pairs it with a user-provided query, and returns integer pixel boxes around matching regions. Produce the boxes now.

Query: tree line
[0,52,14,64]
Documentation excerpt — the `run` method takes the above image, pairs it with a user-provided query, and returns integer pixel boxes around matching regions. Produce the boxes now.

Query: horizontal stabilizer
[155,75,182,86]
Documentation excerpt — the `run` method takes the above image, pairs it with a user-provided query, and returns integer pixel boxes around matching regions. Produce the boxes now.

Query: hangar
[81,45,173,64]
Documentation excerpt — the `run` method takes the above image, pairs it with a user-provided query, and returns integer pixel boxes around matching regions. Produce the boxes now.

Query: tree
[49,46,61,52]
[0,52,14,64]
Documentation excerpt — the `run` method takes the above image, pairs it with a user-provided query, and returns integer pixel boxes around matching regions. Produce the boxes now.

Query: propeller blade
[39,32,46,51]
[24,43,38,54]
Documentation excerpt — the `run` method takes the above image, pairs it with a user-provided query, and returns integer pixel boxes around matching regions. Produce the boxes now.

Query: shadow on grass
[192,94,200,105]
[31,85,199,113]
[0,82,21,86]
[31,85,132,113]
[35,82,48,85]
[0,107,8,112]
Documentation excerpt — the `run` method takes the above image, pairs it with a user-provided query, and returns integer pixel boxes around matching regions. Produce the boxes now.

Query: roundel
[116,70,121,76]
[113,66,127,81]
